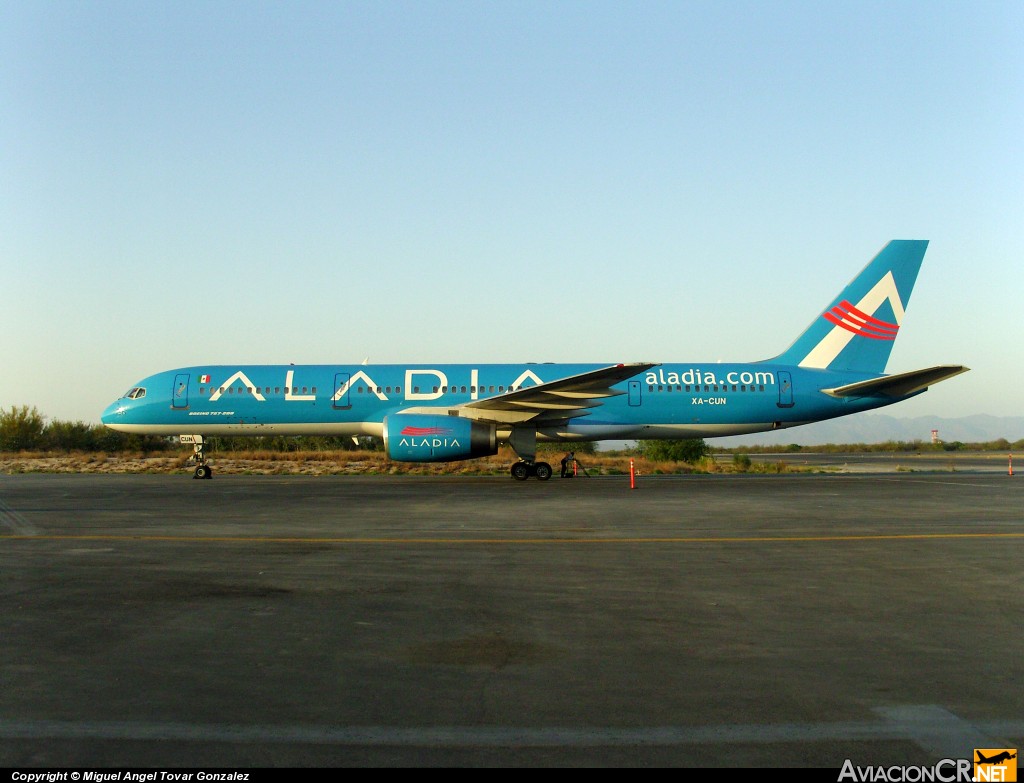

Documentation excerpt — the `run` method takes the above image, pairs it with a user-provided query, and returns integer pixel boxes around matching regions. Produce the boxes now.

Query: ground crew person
[560,451,575,478]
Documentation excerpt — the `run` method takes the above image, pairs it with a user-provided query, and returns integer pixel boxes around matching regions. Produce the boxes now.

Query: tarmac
[1,465,1021,767]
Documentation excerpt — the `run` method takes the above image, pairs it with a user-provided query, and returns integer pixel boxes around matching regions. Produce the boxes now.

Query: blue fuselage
[102,362,909,442]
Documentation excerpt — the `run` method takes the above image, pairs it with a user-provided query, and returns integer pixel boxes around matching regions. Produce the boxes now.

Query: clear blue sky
[2,1,1021,425]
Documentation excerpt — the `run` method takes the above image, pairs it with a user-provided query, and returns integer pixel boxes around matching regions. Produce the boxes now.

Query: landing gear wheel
[187,437,212,479]
[510,462,530,481]
[534,462,552,481]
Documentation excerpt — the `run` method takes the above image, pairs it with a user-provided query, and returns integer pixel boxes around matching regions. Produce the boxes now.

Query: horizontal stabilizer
[821,365,969,399]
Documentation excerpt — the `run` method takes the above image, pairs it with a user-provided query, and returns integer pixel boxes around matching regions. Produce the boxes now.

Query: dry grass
[0,447,802,476]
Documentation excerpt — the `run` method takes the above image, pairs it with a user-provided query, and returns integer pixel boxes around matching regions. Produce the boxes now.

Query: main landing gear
[506,427,551,481]
[510,461,552,481]
[183,435,213,480]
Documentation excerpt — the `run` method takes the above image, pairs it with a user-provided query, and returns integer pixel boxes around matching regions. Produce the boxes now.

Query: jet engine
[383,415,498,462]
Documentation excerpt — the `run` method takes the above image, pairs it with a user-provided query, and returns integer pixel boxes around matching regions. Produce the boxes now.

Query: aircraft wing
[404,362,658,425]
[821,365,969,399]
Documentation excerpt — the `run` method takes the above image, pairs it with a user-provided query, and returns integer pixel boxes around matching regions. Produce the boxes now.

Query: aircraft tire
[194,465,212,480]
[510,463,530,481]
[534,462,552,481]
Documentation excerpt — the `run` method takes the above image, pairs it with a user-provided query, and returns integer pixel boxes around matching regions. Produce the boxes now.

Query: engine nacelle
[383,415,498,463]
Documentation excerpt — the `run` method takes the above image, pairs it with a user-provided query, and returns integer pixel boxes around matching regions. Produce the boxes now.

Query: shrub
[637,438,709,463]
[732,452,752,471]
[0,405,46,451]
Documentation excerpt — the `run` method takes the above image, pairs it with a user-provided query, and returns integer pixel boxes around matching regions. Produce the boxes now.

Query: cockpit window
[121,387,147,400]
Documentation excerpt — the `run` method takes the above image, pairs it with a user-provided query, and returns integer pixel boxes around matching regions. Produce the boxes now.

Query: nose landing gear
[182,435,213,480]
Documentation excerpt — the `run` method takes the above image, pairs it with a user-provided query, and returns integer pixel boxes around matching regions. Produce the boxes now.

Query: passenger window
[461,386,467,393]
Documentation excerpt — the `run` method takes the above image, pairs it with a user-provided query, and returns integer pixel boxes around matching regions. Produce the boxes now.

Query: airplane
[976,751,1016,765]
[102,240,968,480]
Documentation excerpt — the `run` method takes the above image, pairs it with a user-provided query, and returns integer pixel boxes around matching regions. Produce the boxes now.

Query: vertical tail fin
[769,240,928,374]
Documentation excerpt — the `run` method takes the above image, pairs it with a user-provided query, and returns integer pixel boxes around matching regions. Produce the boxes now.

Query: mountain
[712,414,1024,448]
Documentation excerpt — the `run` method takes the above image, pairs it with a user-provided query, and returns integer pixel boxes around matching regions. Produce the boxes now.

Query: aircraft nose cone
[101,401,128,426]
